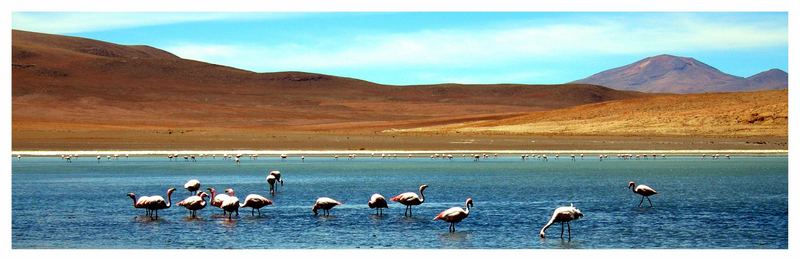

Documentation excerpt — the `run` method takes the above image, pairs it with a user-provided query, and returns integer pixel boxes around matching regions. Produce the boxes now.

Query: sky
[11,12,788,85]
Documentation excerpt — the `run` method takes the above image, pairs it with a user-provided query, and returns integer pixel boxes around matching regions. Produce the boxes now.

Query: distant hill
[572,54,787,93]
[388,89,787,137]
[11,29,643,133]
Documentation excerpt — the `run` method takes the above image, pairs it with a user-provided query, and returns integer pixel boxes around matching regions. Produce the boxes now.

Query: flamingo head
[572,205,584,219]
[466,198,474,208]
[167,187,177,195]
[207,187,215,193]
[419,184,429,192]
[224,188,235,196]
[198,192,209,199]
[312,204,320,215]
[127,193,136,199]
[628,181,635,189]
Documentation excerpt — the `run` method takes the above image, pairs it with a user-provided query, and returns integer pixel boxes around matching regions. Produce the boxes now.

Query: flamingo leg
[647,196,654,207]
[568,222,572,241]
[258,208,261,216]
[560,222,564,239]
[252,208,255,216]
[639,196,645,207]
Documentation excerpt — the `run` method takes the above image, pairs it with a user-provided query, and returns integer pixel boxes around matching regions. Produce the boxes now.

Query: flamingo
[128,188,176,220]
[312,197,342,216]
[368,193,389,216]
[266,174,277,195]
[220,189,240,220]
[17,154,21,160]
[184,179,201,195]
[539,204,583,240]
[270,170,283,186]
[234,157,241,166]
[207,187,230,214]
[177,191,209,218]
[391,184,428,217]
[628,181,658,207]
[127,193,152,217]
[433,197,473,232]
[240,194,273,216]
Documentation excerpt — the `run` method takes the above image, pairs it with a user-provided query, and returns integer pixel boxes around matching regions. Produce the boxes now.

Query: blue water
[11,155,787,249]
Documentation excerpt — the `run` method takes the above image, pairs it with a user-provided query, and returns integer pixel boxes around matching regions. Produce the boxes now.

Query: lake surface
[11,155,788,249]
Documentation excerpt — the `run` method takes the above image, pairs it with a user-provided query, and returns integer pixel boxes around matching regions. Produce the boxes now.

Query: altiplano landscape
[11,30,787,151]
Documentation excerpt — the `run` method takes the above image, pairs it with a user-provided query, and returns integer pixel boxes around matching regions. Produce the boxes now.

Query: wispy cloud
[11,12,297,34]
[163,14,786,73]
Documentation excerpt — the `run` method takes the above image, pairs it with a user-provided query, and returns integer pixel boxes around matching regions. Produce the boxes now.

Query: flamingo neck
[209,189,217,201]
[129,195,138,207]
[419,187,426,203]
[166,190,174,208]
[464,200,471,215]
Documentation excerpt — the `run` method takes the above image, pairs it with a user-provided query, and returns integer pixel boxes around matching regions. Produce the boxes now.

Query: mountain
[572,54,788,93]
[12,30,647,149]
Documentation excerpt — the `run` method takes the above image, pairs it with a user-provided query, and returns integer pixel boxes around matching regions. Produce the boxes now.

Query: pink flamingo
[177,191,209,218]
[240,194,273,216]
[207,187,230,214]
[391,184,428,217]
[368,193,389,216]
[433,197,473,232]
[312,197,342,216]
[628,181,658,207]
[220,189,240,220]
[127,188,176,220]
[184,179,201,195]
[539,204,583,240]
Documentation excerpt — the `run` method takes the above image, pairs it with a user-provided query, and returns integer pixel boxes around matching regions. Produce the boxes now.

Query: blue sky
[12,12,788,85]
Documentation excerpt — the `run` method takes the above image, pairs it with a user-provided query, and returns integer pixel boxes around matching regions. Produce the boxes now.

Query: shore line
[10,149,788,156]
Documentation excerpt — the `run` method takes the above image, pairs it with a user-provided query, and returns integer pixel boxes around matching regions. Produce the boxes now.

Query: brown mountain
[572,54,788,94]
[12,30,647,150]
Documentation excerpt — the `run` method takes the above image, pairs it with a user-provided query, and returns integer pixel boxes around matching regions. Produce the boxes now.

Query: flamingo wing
[434,207,467,222]
[636,185,658,195]
[391,192,419,203]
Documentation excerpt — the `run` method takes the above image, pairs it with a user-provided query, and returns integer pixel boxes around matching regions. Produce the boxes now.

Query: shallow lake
[11,155,788,249]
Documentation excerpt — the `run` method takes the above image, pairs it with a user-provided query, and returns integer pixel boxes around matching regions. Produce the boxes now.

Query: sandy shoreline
[10,149,788,157]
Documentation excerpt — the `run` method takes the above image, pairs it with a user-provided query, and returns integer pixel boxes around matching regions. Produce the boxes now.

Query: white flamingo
[240,194,273,216]
[628,181,658,207]
[539,204,583,240]
[433,197,473,232]
[184,179,201,195]
[391,184,428,217]
[368,193,389,216]
[312,197,342,216]
[177,191,209,218]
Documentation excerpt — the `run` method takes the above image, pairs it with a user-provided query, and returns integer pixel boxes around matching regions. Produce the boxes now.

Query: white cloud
[11,13,296,34]
[162,15,786,73]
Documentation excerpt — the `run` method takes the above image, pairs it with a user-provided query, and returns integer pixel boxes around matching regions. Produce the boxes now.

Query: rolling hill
[12,29,643,130]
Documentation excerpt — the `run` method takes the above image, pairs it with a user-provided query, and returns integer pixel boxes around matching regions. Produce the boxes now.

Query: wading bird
[184,179,201,195]
[539,204,583,240]
[391,184,428,217]
[177,191,209,218]
[312,197,342,216]
[207,187,230,214]
[368,193,388,216]
[220,189,240,220]
[628,181,658,207]
[240,194,273,216]
[433,197,473,232]
[127,188,176,220]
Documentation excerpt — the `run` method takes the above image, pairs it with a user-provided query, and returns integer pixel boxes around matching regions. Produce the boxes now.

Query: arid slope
[390,90,788,137]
